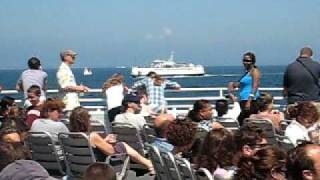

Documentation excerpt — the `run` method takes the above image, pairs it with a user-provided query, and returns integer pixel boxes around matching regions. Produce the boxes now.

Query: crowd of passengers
[0,91,320,180]
[0,47,320,179]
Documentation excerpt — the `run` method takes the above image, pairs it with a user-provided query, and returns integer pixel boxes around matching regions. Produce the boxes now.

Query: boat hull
[131,66,205,77]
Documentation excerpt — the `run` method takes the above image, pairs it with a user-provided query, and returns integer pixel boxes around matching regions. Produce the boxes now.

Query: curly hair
[167,120,197,147]
[69,106,91,132]
[40,99,65,118]
[196,128,236,171]
[288,101,318,127]
[235,146,286,180]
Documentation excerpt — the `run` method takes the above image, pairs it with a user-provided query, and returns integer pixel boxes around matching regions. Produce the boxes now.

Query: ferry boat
[83,67,93,76]
[131,52,205,77]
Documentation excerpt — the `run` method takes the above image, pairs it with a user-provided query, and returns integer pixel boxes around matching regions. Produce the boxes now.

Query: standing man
[283,47,320,104]
[16,57,48,103]
[132,74,180,113]
[57,49,89,111]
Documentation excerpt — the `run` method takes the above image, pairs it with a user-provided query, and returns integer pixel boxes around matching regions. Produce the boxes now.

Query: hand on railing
[78,85,90,93]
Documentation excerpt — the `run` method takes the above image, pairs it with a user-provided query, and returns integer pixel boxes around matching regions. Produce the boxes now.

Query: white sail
[83,67,92,76]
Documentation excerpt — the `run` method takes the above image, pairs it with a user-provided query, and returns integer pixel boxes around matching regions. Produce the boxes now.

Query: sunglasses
[248,143,271,149]
[66,54,76,58]
[243,59,252,63]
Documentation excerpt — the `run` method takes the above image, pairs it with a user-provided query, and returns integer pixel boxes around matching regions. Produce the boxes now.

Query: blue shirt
[239,72,260,100]
[152,138,174,153]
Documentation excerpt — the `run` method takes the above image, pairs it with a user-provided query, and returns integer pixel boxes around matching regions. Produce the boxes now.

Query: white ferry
[131,52,205,77]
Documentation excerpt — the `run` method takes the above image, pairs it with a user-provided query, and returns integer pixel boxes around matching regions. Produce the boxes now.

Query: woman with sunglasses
[228,52,261,125]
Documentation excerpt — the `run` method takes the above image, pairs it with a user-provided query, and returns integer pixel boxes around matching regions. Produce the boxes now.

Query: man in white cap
[56,49,89,112]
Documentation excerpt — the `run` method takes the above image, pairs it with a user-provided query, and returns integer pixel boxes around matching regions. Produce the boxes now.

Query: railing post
[219,89,223,98]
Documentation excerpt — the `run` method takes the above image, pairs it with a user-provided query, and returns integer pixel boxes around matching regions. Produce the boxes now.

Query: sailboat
[83,67,92,76]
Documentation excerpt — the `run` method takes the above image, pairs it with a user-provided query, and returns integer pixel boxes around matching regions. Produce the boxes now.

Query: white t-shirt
[105,84,124,110]
[285,120,311,146]
[114,112,146,131]
[214,102,241,120]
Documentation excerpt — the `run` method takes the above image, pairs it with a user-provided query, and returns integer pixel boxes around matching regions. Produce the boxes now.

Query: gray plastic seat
[142,124,157,144]
[160,151,182,180]
[147,145,170,180]
[244,118,277,143]
[175,157,197,180]
[216,117,240,132]
[275,134,295,151]
[58,132,97,178]
[58,132,129,180]
[26,131,65,176]
[195,168,214,180]
[111,122,146,156]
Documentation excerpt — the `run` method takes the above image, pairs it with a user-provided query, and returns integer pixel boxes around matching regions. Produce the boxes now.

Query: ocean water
[0,66,286,105]
[0,66,286,90]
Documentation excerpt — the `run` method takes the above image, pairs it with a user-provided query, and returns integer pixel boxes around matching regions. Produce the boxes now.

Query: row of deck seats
[25,116,294,180]
[26,131,129,180]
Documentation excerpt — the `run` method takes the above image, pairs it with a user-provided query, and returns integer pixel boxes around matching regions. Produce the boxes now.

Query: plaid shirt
[132,77,180,112]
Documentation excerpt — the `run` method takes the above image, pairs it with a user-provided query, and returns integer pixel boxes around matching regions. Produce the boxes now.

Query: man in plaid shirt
[132,74,180,113]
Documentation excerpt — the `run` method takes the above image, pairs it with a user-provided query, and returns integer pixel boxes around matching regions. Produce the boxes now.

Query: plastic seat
[147,145,170,180]
[160,151,182,180]
[175,157,197,180]
[26,131,65,176]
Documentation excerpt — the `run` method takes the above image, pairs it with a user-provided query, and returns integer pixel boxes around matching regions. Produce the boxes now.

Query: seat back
[147,145,170,180]
[160,151,182,180]
[108,153,130,180]
[142,124,157,144]
[25,132,65,175]
[279,119,292,135]
[58,132,96,178]
[175,157,196,180]
[216,117,240,132]
[111,122,145,155]
[244,118,276,143]
[91,120,106,132]
[275,135,295,151]
[195,168,214,180]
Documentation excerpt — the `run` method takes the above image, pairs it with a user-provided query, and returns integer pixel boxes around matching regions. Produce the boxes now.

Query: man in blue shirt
[151,114,174,152]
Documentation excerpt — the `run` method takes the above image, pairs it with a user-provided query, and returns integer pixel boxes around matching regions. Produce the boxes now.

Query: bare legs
[123,143,153,170]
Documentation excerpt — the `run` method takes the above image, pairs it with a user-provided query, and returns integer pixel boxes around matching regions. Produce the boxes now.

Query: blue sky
[0,0,319,69]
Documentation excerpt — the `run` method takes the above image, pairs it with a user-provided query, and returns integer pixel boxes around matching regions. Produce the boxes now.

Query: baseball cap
[60,49,78,59]
[0,160,57,180]
[123,93,141,104]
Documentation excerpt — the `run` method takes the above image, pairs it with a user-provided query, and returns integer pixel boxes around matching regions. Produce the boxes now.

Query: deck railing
[0,87,285,112]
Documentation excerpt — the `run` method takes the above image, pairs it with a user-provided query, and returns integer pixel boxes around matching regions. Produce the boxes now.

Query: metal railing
[0,87,285,112]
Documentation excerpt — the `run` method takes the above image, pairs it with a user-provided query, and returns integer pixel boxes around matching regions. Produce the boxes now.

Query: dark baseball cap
[123,93,141,104]
[0,160,57,180]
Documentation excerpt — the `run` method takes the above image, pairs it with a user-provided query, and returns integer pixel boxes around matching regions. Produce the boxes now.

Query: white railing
[0,87,285,112]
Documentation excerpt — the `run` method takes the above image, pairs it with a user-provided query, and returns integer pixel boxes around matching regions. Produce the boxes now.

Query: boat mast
[168,51,175,62]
